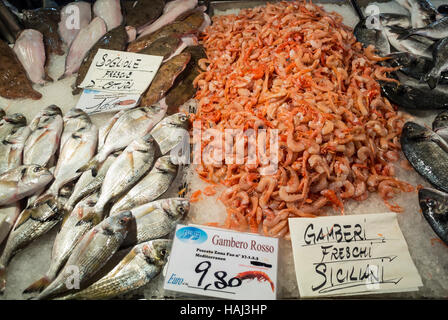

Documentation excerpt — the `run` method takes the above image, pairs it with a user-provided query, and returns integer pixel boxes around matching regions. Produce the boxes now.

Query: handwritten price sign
[163,225,278,300]
[289,213,423,297]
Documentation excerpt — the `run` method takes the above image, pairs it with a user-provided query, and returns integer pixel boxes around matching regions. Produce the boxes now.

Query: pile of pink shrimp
[190,1,414,239]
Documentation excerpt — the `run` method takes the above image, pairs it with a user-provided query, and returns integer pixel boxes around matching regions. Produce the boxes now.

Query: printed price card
[78,49,163,94]
[163,224,278,300]
[289,212,423,297]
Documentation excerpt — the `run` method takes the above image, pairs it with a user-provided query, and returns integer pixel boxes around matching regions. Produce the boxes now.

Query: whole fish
[379,80,448,110]
[78,105,167,176]
[401,121,448,193]
[21,7,64,56]
[93,0,123,31]
[61,17,107,79]
[396,0,440,28]
[0,126,31,174]
[13,29,50,85]
[110,156,178,215]
[138,36,182,60]
[61,109,91,149]
[24,193,102,294]
[124,0,165,31]
[64,152,120,213]
[418,188,448,245]
[165,45,206,111]
[0,165,53,206]
[98,110,126,150]
[0,113,27,140]
[0,203,20,246]
[385,26,434,58]
[397,16,448,40]
[58,1,92,47]
[0,191,70,293]
[72,25,129,95]
[23,105,63,167]
[432,109,448,142]
[127,10,204,52]
[57,239,171,300]
[140,52,191,107]
[0,40,42,100]
[35,211,134,300]
[120,198,189,247]
[87,134,159,222]
[423,38,448,89]
[150,113,190,155]
[164,35,198,61]
[138,0,197,38]
[41,120,97,199]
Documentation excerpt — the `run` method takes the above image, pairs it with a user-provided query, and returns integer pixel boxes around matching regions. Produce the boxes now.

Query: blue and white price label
[163,224,279,300]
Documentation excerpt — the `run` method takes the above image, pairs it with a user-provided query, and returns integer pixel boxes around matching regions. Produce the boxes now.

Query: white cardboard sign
[163,224,279,300]
[289,212,423,297]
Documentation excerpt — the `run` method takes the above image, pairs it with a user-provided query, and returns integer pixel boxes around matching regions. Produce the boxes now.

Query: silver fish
[0,113,27,140]
[87,134,158,222]
[0,126,31,174]
[418,188,448,245]
[121,198,189,247]
[57,239,171,300]
[79,105,167,176]
[0,194,67,293]
[0,165,53,206]
[110,156,178,215]
[41,121,97,199]
[397,16,448,40]
[397,0,440,28]
[23,105,63,168]
[424,38,448,89]
[23,193,102,294]
[97,109,126,150]
[433,109,448,142]
[61,108,92,149]
[35,211,134,300]
[64,152,120,213]
[385,26,434,58]
[150,113,190,155]
[0,203,20,246]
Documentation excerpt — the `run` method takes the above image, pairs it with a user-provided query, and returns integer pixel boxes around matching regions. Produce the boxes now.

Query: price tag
[163,224,278,300]
[78,49,163,95]
[76,89,140,114]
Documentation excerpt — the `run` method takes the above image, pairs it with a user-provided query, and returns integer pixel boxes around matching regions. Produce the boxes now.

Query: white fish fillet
[58,1,92,46]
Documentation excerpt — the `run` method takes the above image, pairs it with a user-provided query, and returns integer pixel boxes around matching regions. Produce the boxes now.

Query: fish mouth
[418,188,448,216]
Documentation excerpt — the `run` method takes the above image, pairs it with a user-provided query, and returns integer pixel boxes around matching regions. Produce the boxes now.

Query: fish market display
[0,39,42,100]
[60,109,90,149]
[137,0,198,38]
[72,25,129,95]
[21,7,64,56]
[419,188,448,245]
[93,0,123,31]
[58,1,92,47]
[397,0,440,28]
[123,0,165,31]
[110,156,178,215]
[35,211,134,300]
[397,16,448,39]
[0,113,27,140]
[23,105,63,167]
[0,165,53,206]
[13,29,50,85]
[57,239,171,300]
[0,126,31,174]
[401,121,448,193]
[149,113,190,155]
[424,37,448,88]
[140,52,191,107]
[61,17,107,79]
[24,193,101,294]
[79,105,166,176]
[90,134,158,221]
[120,198,189,246]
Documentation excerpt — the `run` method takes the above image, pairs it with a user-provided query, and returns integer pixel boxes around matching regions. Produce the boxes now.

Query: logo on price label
[164,224,278,300]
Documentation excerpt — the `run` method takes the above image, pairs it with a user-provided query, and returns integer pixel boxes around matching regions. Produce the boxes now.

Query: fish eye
[160,249,167,256]
[180,115,188,122]
[119,218,127,224]
[33,166,43,172]
[178,206,185,214]
[426,199,437,208]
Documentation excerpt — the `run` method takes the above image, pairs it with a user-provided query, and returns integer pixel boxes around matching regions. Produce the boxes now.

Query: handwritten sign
[289,213,423,297]
[78,49,163,94]
[76,89,140,114]
[163,224,278,300]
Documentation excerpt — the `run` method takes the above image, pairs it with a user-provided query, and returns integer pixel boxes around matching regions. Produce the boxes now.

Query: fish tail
[23,276,52,294]
[0,265,6,294]
[76,157,101,177]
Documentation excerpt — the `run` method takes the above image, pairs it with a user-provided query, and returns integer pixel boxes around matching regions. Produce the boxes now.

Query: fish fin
[109,249,138,278]
[76,157,100,177]
[75,212,101,227]
[424,72,439,90]
[13,209,32,230]
[0,265,6,294]
[23,276,51,294]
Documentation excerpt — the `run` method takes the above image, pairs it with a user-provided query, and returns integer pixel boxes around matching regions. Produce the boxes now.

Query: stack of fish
[353,0,448,110]
[0,99,190,299]
[0,0,210,113]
